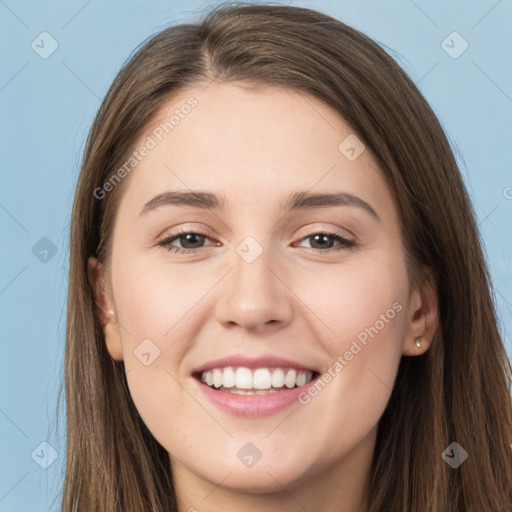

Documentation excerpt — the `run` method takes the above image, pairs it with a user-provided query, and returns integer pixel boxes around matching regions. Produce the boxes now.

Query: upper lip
[192,355,318,376]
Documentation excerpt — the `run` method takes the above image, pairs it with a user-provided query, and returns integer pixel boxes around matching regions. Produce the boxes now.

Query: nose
[215,247,294,334]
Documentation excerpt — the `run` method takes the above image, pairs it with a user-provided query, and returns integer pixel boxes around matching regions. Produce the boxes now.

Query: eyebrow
[141,190,380,221]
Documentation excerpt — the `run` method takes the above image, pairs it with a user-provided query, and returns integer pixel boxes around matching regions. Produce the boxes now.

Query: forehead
[116,82,396,223]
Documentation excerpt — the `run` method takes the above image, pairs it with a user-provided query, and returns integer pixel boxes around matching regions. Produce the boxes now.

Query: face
[90,82,435,502]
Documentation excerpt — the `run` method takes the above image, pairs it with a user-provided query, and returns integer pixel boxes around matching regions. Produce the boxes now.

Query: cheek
[111,252,200,349]
[294,252,408,423]
[109,255,199,421]
[297,252,408,356]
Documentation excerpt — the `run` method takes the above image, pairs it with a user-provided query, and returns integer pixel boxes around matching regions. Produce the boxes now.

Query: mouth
[191,356,320,417]
[194,366,318,395]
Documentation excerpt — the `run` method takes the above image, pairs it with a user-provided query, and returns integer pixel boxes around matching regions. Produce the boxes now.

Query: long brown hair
[60,3,512,510]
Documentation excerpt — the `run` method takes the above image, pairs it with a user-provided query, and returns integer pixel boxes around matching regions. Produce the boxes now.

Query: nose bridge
[233,235,275,295]
[215,233,293,331]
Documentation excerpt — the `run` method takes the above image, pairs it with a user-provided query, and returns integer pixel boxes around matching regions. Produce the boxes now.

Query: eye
[157,229,355,254]
[293,230,354,252]
[157,229,217,254]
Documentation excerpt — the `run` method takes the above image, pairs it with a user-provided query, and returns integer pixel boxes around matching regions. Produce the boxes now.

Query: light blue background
[1,0,511,510]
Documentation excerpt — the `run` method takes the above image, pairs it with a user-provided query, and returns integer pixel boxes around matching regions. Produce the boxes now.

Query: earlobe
[402,268,439,356]
[87,257,124,361]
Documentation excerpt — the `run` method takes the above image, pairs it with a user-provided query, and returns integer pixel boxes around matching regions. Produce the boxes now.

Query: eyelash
[157,228,355,255]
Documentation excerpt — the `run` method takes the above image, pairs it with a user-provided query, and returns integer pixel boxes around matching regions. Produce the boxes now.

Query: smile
[192,356,320,417]
[199,367,315,394]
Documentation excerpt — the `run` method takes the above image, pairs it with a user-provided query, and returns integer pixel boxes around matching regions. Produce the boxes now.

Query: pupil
[312,234,331,249]
[183,234,203,248]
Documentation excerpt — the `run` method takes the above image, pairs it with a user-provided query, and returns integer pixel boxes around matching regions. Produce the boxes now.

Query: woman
[61,3,512,511]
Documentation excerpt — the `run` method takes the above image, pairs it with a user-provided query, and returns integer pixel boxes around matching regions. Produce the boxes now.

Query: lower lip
[193,377,318,417]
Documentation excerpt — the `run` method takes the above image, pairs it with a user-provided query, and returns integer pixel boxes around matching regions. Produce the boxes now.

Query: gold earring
[415,336,422,348]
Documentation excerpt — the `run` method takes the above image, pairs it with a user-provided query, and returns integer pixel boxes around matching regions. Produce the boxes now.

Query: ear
[402,267,439,356]
[87,257,123,361]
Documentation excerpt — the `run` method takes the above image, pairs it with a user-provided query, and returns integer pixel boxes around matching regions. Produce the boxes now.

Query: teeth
[296,371,307,387]
[253,368,272,389]
[227,388,279,395]
[271,368,285,388]
[223,367,235,388]
[213,369,223,388]
[235,367,253,389]
[200,367,313,391]
[285,369,297,388]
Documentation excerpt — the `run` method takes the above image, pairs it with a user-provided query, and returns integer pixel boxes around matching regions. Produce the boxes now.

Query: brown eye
[175,233,206,250]
[295,231,354,252]
[309,233,338,250]
[158,231,215,254]
[157,229,354,255]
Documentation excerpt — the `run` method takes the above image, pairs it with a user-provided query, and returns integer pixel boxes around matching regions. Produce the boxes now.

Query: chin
[196,455,312,493]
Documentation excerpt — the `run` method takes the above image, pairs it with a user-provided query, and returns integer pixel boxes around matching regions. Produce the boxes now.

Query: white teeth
[199,367,314,391]
[223,367,236,388]
[253,368,272,389]
[284,369,297,388]
[296,371,307,387]
[271,368,285,388]
[227,388,279,395]
[213,368,223,388]
[235,367,253,389]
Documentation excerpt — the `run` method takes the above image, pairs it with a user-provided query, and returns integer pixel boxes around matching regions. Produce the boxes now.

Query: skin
[89,82,438,512]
